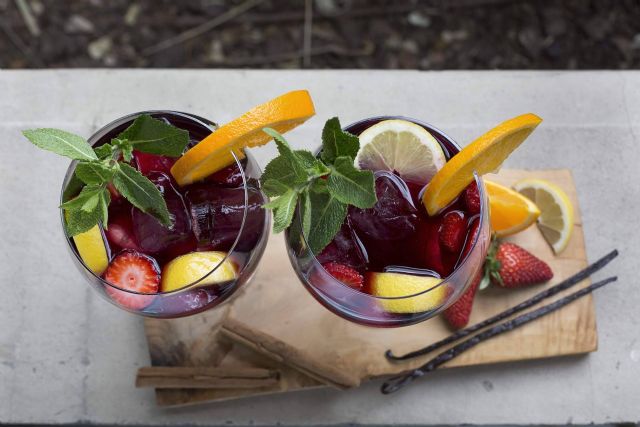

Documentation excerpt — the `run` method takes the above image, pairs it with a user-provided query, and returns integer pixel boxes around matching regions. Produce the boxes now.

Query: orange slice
[422,113,542,216]
[171,90,315,186]
[485,180,540,237]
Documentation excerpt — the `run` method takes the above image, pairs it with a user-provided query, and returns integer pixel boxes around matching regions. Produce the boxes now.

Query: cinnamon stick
[136,366,279,389]
[221,318,360,389]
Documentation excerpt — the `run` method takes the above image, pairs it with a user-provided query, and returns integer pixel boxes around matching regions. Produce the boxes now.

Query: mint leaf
[99,188,110,227]
[94,144,113,159]
[295,150,331,178]
[23,128,97,161]
[75,161,114,185]
[265,189,298,233]
[65,208,100,236]
[60,185,104,211]
[112,163,172,227]
[262,178,291,197]
[118,114,189,157]
[320,117,359,165]
[306,189,348,254]
[327,156,377,209]
[62,173,85,203]
[299,191,312,239]
[263,128,308,185]
[113,138,134,162]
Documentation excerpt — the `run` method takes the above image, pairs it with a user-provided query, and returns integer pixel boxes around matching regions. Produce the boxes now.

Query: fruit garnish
[260,118,377,254]
[70,223,110,275]
[103,250,160,310]
[23,114,192,236]
[368,272,445,313]
[439,211,467,253]
[354,119,446,185]
[443,271,482,329]
[171,90,315,186]
[414,218,445,276]
[322,262,364,290]
[485,180,540,237]
[443,217,482,327]
[161,251,237,292]
[512,178,574,254]
[485,241,553,288]
[463,181,480,214]
[422,113,542,215]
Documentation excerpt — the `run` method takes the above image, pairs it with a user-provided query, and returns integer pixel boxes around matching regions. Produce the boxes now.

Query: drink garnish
[260,117,378,254]
[22,114,190,236]
[422,113,542,216]
[485,180,540,237]
[513,178,574,254]
[170,90,316,186]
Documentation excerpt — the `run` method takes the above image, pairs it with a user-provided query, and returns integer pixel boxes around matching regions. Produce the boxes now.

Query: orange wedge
[171,90,315,186]
[486,180,540,237]
[422,113,542,216]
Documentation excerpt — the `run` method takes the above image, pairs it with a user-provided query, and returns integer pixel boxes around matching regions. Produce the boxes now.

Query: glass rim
[290,115,490,301]
[59,110,269,296]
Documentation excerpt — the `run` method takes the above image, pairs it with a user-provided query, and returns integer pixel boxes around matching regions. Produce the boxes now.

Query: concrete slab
[0,70,638,425]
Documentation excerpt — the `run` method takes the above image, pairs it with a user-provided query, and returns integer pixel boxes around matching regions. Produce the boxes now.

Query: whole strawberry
[486,241,553,288]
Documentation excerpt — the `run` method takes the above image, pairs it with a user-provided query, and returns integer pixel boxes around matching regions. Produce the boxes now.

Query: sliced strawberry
[133,151,177,176]
[103,250,160,310]
[322,262,364,290]
[439,211,467,253]
[463,182,481,215]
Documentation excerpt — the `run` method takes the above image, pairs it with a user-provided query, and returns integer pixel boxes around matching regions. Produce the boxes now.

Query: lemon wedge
[354,119,446,185]
[161,251,237,292]
[369,272,445,313]
[66,211,109,275]
[485,180,541,237]
[512,179,574,254]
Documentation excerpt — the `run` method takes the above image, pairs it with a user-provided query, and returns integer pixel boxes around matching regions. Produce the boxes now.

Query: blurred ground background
[0,0,639,69]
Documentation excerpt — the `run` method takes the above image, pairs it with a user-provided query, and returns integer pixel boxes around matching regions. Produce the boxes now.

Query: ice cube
[131,172,196,257]
[316,220,368,271]
[186,183,266,252]
[133,151,177,176]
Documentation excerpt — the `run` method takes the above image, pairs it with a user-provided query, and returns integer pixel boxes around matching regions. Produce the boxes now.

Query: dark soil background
[1,0,639,69]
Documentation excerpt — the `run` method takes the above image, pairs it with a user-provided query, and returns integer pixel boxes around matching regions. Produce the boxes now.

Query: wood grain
[136,366,279,389]
[143,169,597,407]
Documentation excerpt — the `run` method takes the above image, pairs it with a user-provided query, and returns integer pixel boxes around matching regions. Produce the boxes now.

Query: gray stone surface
[0,70,639,425]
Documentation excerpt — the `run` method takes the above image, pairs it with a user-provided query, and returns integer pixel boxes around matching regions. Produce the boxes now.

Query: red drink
[61,111,270,318]
[286,116,490,327]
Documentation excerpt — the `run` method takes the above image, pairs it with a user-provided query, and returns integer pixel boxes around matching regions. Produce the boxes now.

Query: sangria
[60,111,270,318]
[286,117,491,327]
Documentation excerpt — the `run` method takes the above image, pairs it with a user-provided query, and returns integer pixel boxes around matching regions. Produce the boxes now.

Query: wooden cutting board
[142,169,596,406]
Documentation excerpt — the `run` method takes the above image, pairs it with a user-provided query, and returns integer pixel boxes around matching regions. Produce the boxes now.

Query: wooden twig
[142,0,264,56]
[14,0,40,37]
[136,366,279,389]
[302,0,313,68]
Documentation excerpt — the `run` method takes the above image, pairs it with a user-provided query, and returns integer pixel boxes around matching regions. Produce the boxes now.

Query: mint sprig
[23,114,190,236]
[260,117,377,254]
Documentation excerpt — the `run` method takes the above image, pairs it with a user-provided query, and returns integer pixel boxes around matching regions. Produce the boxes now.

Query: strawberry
[443,270,482,329]
[103,250,160,310]
[485,241,553,288]
[439,211,467,253]
[442,217,482,329]
[463,182,481,215]
[322,262,364,290]
[106,182,121,200]
[105,213,140,251]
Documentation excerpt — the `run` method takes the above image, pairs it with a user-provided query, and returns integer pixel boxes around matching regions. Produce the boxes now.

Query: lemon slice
[485,180,541,237]
[422,113,542,215]
[66,211,109,275]
[354,119,446,185]
[512,179,574,254]
[369,272,445,313]
[171,90,315,186]
[161,251,238,292]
